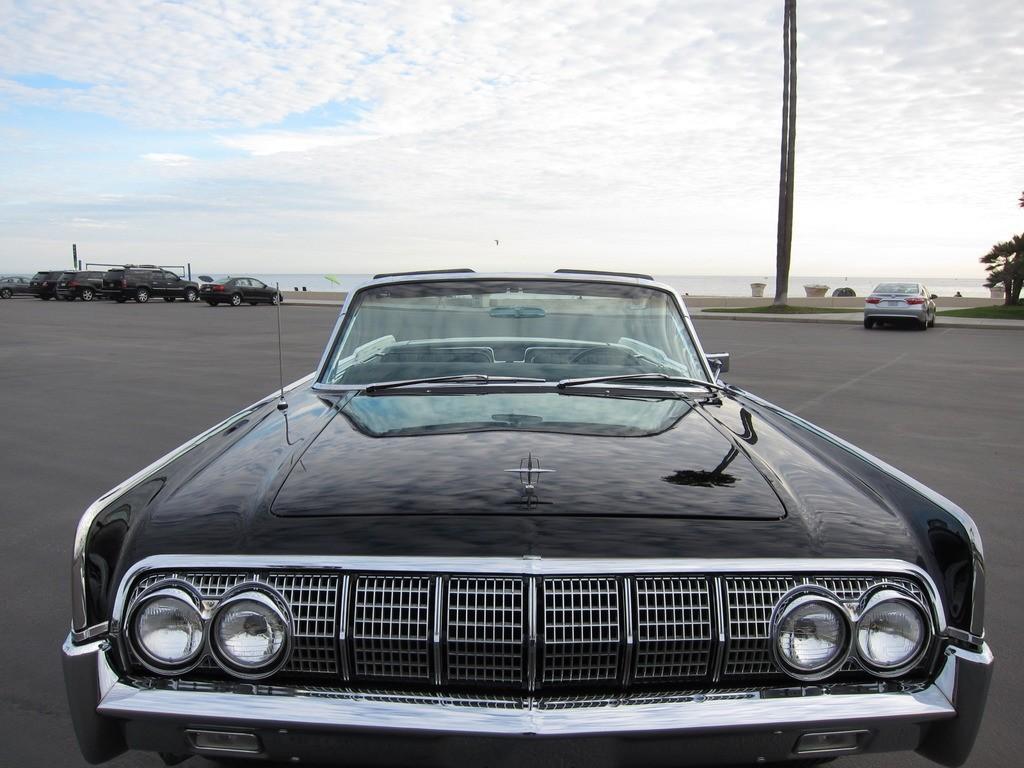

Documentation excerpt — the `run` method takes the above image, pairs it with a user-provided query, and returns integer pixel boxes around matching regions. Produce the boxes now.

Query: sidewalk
[690,307,1024,330]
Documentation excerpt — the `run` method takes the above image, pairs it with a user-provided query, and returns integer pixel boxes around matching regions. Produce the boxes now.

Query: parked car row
[3,267,282,306]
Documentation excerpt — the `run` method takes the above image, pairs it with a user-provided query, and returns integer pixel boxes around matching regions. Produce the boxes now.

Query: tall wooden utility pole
[774,0,797,305]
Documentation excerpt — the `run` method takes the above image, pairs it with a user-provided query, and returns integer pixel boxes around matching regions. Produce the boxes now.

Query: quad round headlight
[127,584,205,674]
[772,590,851,681]
[855,588,930,675]
[209,586,292,678]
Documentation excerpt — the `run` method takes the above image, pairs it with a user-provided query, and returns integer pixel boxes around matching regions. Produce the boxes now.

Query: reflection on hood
[341,392,693,438]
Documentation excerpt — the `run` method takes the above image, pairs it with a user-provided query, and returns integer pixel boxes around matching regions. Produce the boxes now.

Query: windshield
[322,279,706,386]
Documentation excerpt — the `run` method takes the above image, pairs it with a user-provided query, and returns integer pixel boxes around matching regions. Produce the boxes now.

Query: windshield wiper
[364,374,545,393]
[555,372,724,392]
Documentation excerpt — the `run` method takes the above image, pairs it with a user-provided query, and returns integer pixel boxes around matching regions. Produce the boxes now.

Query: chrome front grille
[351,575,433,681]
[446,577,525,684]
[542,578,621,684]
[124,566,934,690]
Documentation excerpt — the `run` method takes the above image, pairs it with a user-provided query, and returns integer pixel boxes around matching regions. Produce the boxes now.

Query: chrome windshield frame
[311,273,716,392]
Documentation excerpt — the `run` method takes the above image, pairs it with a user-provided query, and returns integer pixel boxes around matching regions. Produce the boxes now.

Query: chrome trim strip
[621,578,634,688]
[432,576,444,686]
[70,373,316,633]
[712,577,726,684]
[337,575,351,682]
[72,622,110,644]
[730,387,985,639]
[527,576,538,692]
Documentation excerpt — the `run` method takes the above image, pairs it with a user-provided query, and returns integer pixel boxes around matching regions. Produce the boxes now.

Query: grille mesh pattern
[447,577,525,684]
[542,578,621,684]
[723,576,799,676]
[633,577,713,680]
[264,573,339,674]
[132,571,250,598]
[351,575,433,681]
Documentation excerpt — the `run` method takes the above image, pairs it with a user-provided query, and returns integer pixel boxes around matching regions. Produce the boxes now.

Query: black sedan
[0,275,33,299]
[63,269,991,768]
[201,276,283,306]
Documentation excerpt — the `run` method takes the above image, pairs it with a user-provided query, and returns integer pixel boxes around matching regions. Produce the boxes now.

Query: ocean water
[214,273,992,299]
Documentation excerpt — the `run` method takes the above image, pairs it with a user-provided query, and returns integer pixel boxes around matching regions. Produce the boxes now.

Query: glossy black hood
[271,392,786,520]
[79,373,982,636]
[84,380,982,632]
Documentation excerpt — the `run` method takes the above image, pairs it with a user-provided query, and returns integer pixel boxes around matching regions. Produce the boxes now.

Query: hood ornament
[504,454,554,499]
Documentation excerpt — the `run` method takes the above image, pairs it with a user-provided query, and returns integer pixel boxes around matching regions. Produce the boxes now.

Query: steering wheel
[568,346,644,366]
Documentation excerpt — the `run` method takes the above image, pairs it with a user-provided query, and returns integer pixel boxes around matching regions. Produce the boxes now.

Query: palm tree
[774,0,797,306]
[981,236,1024,305]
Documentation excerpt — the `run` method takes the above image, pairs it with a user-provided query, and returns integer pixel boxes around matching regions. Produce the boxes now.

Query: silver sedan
[863,282,937,330]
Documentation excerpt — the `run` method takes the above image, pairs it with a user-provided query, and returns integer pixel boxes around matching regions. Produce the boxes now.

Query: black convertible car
[64,269,991,767]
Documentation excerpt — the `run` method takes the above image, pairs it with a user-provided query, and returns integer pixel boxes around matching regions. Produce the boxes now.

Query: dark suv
[56,271,105,301]
[29,270,64,300]
[101,267,200,303]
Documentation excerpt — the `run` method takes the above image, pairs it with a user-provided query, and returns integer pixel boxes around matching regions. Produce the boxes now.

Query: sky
[1,0,1022,278]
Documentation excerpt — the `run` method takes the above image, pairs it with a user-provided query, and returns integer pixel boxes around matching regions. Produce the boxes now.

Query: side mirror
[707,352,730,377]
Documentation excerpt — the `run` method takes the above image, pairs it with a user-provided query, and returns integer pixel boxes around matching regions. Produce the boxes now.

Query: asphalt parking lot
[0,298,1019,767]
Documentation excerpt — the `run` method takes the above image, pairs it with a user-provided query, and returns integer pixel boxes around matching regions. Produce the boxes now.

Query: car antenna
[275,281,288,412]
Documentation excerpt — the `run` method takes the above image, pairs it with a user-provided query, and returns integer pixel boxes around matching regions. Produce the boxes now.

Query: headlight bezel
[207,583,293,679]
[125,580,206,675]
[853,584,933,677]
[770,586,853,681]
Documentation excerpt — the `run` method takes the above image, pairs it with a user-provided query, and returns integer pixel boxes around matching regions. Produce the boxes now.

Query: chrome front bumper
[63,635,992,766]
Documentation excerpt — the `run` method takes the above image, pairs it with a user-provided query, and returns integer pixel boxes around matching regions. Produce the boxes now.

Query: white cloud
[142,153,194,166]
[69,217,126,229]
[0,1,1022,277]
